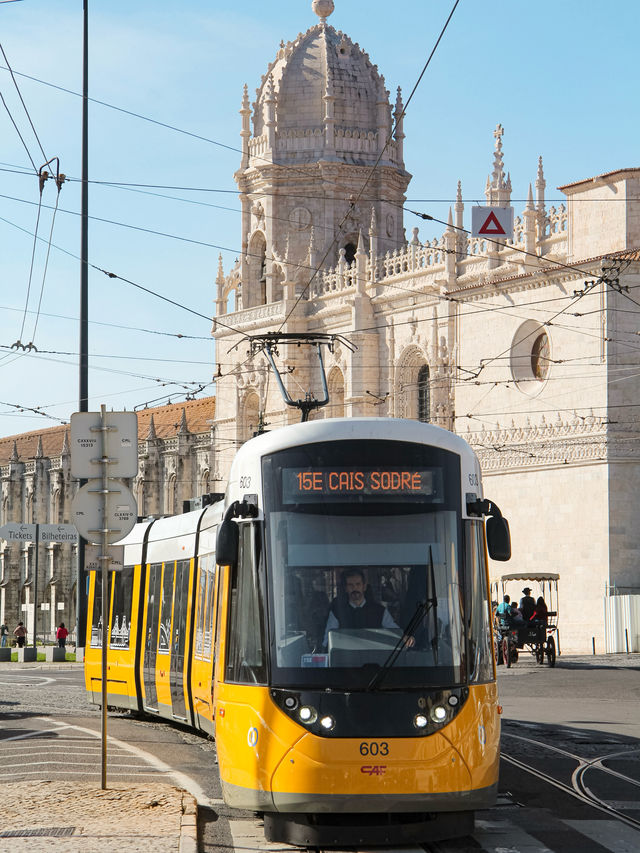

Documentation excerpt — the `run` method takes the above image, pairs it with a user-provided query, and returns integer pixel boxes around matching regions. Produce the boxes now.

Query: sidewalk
[0,781,197,853]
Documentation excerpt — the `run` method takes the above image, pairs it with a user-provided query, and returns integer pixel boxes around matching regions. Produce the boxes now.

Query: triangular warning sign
[478,211,507,236]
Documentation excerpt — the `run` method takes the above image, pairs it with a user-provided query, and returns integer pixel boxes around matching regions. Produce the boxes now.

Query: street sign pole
[99,404,111,791]
[32,523,39,647]
[70,405,138,792]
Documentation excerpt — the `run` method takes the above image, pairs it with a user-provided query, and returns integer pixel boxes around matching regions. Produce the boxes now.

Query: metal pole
[76,0,89,655]
[100,404,109,790]
[32,524,39,647]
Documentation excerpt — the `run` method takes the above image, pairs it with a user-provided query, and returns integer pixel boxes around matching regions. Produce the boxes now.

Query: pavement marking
[475,818,554,852]
[564,820,640,852]
[36,716,218,808]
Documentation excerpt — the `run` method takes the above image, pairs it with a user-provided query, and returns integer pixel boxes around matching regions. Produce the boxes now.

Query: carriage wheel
[546,635,556,667]
[535,644,544,664]
[502,636,512,668]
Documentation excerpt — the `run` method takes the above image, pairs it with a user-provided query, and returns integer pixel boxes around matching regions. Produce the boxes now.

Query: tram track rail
[502,730,640,833]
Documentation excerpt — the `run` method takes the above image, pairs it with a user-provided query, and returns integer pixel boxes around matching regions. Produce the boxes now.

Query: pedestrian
[13,621,27,648]
[0,621,9,647]
[56,622,69,649]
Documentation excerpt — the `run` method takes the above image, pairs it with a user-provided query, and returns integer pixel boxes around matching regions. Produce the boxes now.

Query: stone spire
[523,183,537,256]
[146,414,157,441]
[35,435,43,458]
[240,84,251,169]
[393,87,405,165]
[61,430,70,455]
[455,180,465,257]
[216,254,225,286]
[10,440,18,463]
[369,207,378,268]
[485,123,512,207]
[179,408,189,435]
[535,155,546,235]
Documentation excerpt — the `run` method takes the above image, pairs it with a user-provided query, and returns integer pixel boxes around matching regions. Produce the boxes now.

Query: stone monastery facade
[211,0,640,653]
[2,1,639,655]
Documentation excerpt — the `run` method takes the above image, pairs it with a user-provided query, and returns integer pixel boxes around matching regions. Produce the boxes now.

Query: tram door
[170,560,190,720]
[143,563,162,710]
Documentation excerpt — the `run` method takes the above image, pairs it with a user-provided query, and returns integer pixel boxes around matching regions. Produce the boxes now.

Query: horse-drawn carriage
[492,572,560,667]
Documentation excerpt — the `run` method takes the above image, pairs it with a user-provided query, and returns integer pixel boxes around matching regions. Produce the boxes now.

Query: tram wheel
[546,635,556,667]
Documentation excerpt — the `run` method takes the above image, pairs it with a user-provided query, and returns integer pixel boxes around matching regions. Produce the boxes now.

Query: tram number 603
[360,741,389,756]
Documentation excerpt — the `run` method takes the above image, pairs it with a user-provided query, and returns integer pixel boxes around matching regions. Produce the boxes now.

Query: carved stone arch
[222,280,237,313]
[166,473,177,516]
[240,390,261,443]
[135,477,145,519]
[200,468,210,495]
[327,366,345,418]
[396,346,430,421]
[247,230,267,307]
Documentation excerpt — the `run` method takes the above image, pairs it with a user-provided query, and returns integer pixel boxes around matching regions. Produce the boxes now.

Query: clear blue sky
[0,0,637,438]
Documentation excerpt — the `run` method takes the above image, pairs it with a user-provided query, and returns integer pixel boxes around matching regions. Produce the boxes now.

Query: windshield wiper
[367,546,439,691]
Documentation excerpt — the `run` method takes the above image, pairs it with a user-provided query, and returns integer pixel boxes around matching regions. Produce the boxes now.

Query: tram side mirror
[216,518,239,567]
[487,515,511,562]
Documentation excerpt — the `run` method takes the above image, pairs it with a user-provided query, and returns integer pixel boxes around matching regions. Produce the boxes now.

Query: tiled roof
[0,396,215,465]
[558,167,640,191]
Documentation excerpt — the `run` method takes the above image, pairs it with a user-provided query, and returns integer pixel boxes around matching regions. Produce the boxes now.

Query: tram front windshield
[262,439,469,689]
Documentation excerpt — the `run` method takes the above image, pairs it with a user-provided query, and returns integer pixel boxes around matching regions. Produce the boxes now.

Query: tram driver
[323,568,414,649]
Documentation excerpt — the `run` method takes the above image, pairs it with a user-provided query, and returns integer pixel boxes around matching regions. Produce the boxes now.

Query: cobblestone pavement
[0,781,196,853]
[0,665,198,852]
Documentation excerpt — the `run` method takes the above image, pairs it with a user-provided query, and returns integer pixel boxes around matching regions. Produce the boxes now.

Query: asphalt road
[1,654,639,852]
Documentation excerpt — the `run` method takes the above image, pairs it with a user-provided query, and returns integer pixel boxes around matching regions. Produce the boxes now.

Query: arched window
[327,367,345,418]
[242,392,260,442]
[417,364,430,422]
[248,232,267,307]
[166,474,177,516]
[343,242,357,265]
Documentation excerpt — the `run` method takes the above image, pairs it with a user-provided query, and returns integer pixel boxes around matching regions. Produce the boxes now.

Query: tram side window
[158,562,175,654]
[203,555,216,660]
[195,562,207,658]
[466,521,493,683]
[109,566,134,650]
[225,523,267,685]
[90,572,114,648]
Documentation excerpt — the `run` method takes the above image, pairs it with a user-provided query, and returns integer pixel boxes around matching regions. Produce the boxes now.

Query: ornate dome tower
[235,0,411,309]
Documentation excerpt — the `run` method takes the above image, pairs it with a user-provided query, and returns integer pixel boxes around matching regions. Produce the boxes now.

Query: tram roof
[233,418,478,462]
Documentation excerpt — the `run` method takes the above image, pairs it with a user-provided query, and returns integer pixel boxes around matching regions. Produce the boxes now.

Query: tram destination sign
[282,466,443,503]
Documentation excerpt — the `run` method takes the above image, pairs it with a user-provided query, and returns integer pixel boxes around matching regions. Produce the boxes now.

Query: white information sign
[84,543,125,572]
[38,524,78,543]
[471,205,514,240]
[0,522,37,542]
[70,411,138,479]
[71,482,137,544]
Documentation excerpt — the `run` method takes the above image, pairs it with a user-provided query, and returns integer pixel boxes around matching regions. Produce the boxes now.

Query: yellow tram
[85,418,510,846]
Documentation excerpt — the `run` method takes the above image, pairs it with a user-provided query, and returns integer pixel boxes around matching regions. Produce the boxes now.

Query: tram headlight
[414,714,428,729]
[319,715,335,731]
[298,705,317,724]
[429,704,447,724]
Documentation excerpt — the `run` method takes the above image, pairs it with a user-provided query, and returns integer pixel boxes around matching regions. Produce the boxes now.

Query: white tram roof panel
[114,519,153,566]
[146,509,202,563]
[232,418,480,464]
